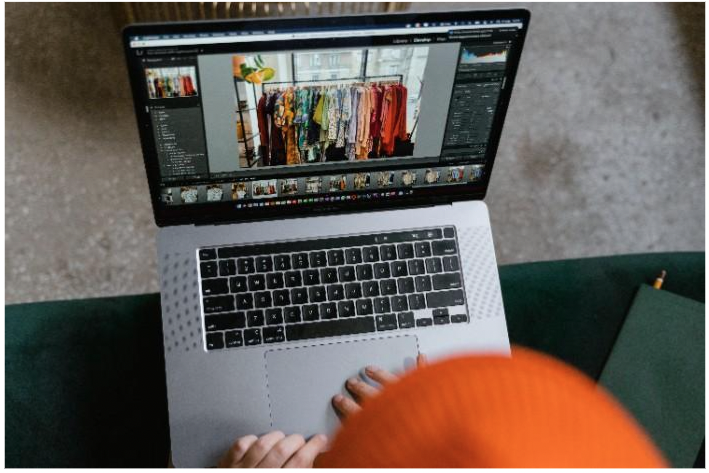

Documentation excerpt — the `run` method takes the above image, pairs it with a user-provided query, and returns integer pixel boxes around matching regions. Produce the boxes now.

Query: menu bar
[130,22,524,47]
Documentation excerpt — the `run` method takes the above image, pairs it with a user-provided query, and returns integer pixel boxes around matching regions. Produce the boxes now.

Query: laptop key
[356,264,374,281]
[199,248,217,261]
[254,291,272,308]
[416,318,433,327]
[303,304,320,321]
[320,302,337,320]
[321,267,338,284]
[374,297,391,314]
[274,254,291,271]
[443,227,455,238]
[237,257,255,274]
[309,251,327,268]
[390,261,408,277]
[414,242,432,258]
[247,310,265,327]
[356,298,373,315]
[374,262,391,279]
[425,257,443,274]
[263,326,285,344]
[290,287,308,305]
[379,279,397,296]
[381,245,397,261]
[451,314,468,323]
[266,272,284,289]
[415,275,432,292]
[345,248,363,264]
[219,260,237,276]
[397,243,414,259]
[434,314,451,325]
[248,274,266,291]
[235,293,253,310]
[362,246,379,262]
[338,266,356,282]
[363,280,380,297]
[327,284,345,301]
[345,282,362,299]
[224,330,243,348]
[202,278,229,296]
[266,308,283,325]
[397,277,415,294]
[408,293,426,310]
[206,332,225,350]
[327,249,345,266]
[285,271,302,287]
[285,316,376,342]
[309,286,326,303]
[426,290,465,308]
[397,312,415,329]
[284,306,302,323]
[244,328,262,346]
[432,240,457,256]
[303,269,320,286]
[338,300,355,318]
[203,295,235,314]
[408,259,425,276]
[200,261,218,278]
[376,314,398,331]
[292,253,309,269]
[432,273,462,290]
[255,256,273,272]
[443,256,460,272]
[230,276,248,293]
[205,312,245,331]
[273,289,290,306]
[391,295,408,312]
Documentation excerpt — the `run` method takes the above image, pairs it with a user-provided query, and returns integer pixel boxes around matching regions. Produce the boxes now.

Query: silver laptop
[123,9,529,467]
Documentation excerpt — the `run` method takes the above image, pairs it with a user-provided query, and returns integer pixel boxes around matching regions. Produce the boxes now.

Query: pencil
[653,270,666,290]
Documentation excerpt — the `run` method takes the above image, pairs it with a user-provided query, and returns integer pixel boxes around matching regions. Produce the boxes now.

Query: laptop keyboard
[198,226,469,350]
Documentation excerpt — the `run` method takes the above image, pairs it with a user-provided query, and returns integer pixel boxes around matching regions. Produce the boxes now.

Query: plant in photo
[232,55,276,84]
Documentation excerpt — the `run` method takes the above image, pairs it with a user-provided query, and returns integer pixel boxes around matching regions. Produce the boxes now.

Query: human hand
[217,431,328,468]
[332,353,426,420]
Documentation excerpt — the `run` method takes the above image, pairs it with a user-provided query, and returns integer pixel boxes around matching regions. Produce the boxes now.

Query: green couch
[6,252,704,467]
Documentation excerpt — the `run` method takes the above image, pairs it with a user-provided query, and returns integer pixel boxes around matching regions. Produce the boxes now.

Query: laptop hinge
[196,199,450,227]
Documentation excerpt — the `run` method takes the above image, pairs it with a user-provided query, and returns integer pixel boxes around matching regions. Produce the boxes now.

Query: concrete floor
[5,3,705,304]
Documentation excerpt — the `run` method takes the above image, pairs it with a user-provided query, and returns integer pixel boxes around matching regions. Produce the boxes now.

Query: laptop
[123,9,529,467]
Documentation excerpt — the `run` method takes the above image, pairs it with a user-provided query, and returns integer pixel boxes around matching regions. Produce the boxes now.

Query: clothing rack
[261,74,403,90]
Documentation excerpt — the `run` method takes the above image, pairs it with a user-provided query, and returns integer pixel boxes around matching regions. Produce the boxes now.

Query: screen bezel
[123,9,530,227]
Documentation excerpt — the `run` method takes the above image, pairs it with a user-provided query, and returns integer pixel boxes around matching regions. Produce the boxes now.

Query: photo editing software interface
[129,18,524,209]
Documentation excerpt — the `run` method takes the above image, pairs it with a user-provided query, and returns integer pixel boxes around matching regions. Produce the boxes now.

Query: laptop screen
[124,10,529,225]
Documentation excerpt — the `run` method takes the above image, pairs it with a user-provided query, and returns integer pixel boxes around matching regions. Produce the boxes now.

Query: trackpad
[265,335,419,436]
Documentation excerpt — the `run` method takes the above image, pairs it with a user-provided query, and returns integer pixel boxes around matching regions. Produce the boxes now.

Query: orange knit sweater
[317,347,666,468]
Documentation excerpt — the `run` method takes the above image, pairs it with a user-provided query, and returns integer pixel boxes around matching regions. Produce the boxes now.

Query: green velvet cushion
[6,252,704,467]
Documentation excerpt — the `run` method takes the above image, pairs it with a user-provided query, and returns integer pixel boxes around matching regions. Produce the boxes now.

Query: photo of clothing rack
[233,46,427,169]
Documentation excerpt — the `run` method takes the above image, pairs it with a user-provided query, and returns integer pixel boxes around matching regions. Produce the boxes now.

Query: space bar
[286,317,376,341]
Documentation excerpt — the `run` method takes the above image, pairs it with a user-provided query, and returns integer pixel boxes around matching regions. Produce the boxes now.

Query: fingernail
[333,394,343,402]
[317,434,328,442]
[347,377,359,386]
[365,365,377,374]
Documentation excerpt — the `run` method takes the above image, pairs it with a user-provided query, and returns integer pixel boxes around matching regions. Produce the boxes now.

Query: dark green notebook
[599,284,705,467]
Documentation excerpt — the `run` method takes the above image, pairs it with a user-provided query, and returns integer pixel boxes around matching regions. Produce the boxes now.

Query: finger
[218,434,258,467]
[345,376,380,401]
[417,353,427,367]
[283,434,329,468]
[237,431,285,467]
[256,434,306,468]
[332,393,362,419]
[364,365,398,385]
